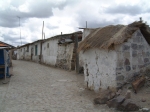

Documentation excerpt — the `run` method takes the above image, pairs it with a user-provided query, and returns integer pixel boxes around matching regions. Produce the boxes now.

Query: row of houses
[17,31,82,71]
[17,20,150,92]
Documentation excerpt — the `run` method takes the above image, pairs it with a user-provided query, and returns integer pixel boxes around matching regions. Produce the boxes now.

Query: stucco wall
[79,28,97,73]
[24,45,32,60]
[82,48,117,92]
[42,39,59,66]
[115,30,150,87]
[32,42,41,63]
[17,45,32,60]
[56,43,74,70]
[17,49,21,60]
[82,29,95,40]
[17,47,26,60]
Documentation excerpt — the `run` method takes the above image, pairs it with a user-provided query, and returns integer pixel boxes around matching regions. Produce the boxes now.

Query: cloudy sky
[0,0,150,46]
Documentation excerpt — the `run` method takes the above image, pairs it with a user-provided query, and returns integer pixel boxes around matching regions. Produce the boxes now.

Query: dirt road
[0,60,114,112]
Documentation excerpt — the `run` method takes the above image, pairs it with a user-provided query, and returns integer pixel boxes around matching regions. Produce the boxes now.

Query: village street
[0,60,114,112]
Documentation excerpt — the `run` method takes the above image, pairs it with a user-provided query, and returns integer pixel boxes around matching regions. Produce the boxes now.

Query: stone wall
[55,43,74,70]
[115,30,150,88]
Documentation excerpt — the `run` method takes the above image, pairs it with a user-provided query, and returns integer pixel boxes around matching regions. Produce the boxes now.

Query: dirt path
[0,60,114,112]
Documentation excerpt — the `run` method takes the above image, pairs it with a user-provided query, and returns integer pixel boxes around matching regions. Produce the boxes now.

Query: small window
[47,43,49,48]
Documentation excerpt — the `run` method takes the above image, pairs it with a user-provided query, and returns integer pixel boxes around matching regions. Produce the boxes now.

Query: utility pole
[75,33,79,74]
[17,16,22,45]
[40,21,44,63]
[42,21,44,39]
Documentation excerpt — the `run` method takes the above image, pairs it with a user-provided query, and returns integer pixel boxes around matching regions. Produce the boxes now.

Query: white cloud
[18,2,29,12]
[0,0,150,47]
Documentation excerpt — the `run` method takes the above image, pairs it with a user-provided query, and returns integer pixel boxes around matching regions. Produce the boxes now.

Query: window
[35,45,38,55]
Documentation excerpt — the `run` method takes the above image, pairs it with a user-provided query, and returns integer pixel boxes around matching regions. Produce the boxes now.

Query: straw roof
[78,21,150,52]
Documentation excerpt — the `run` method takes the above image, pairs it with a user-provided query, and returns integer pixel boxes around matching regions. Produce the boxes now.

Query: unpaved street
[0,60,114,112]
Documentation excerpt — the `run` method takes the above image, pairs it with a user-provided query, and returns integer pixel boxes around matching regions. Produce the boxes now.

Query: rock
[110,92,116,99]
[117,99,139,111]
[125,90,131,99]
[127,85,133,89]
[132,75,146,93]
[141,98,146,102]
[116,89,122,96]
[140,108,150,112]
[94,97,108,105]
[107,92,116,100]
[79,88,85,91]
[107,95,125,108]
[94,89,115,104]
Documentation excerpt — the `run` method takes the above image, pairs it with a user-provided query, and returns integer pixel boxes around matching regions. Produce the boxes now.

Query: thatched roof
[78,21,150,52]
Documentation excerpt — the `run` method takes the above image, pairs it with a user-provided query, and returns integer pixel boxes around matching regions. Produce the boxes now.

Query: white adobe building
[78,21,150,92]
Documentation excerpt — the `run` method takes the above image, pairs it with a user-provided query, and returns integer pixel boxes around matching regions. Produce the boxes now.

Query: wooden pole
[75,34,79,74]
[40,21,44,63]
[42,21,44,39]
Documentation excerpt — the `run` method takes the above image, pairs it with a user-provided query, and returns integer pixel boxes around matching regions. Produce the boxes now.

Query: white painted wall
[17,49,20,59]
[42,39,59,66]
[79,28,97,71]
[82,48,117,92]
[24,45,32,60]
[32,42,41,62]
[82,28,95,40]
[17,46,26,60]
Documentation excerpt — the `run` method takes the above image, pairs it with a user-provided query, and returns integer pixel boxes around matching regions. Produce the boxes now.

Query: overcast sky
[0,0,150,46]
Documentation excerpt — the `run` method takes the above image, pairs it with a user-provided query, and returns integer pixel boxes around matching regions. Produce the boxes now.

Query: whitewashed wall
[24,45,32,60]
[79,29,95,72]
[42,39,59,66]
[32,42,41,63]
[82,28,95,40]
[17,49,20,60]
[82,48,117,92]
[17,46,26,60]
